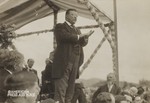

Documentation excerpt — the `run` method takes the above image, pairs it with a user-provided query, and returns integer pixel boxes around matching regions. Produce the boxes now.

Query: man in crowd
[52,9,94,103]
[26,58,37,75]
[0,49,24,102]
[143,91,150,103]
[4,71,40,103]
[92,73,121,103]
[41,51,55,99]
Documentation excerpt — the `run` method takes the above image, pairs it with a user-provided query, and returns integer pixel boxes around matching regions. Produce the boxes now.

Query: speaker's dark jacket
[52,22,88,79]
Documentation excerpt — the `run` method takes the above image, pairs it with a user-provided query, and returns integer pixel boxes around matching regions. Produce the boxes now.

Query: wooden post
[113,0,119,85]
[43,0,59,49]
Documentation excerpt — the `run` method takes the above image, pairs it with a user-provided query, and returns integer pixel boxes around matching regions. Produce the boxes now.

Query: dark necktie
[71,24,81,55]
[71,24,79,34]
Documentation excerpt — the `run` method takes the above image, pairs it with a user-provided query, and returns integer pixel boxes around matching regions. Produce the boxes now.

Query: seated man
[4,71,40,103]
[92,73,121,103]
[24,58,37,75]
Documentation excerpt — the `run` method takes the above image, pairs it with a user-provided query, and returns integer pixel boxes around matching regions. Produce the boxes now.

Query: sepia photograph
[0,0,150,103]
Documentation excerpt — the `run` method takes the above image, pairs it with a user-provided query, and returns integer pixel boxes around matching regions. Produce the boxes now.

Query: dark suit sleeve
[34,70,38,75]
[116,86,121,95]
[92,87,102,103]
[72,88,80,103]
[78,89,87,103]
[79,37,88,47]
[77,28,88,47]
[54,24,78,43]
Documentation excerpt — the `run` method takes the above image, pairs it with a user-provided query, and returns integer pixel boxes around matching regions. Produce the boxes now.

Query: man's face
[27,60,34,68]
[66,10,78,25]
[107,73,115,83]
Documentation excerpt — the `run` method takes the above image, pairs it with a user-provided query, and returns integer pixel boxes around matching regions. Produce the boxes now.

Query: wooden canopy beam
[43,0,60,49]
[16,24,99,38]
[43,0,60,11]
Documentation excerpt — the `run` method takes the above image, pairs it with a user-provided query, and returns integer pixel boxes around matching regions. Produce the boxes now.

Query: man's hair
[137,86,144,95]
[94,92,113,103]
[27,58,34,63]
[115,95,126,103]
[65,9,77,16]
[4,71,38,90]
[0,49,24,71]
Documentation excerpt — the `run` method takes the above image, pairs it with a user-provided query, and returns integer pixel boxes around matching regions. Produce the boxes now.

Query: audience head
[107,73,116,84]
[4,71,40,103]
[143,91,150,102]
[0,49,24,72]
[134,96,142,103]
[94,92,115,103]
[115,95,126,103]
[27,58,34,68]
[124,95,132,103]
[137,86,144,95]
[129,87,138,97]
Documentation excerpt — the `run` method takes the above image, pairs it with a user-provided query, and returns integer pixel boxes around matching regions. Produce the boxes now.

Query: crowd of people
[0,8,150,103]
[84,73,150,103]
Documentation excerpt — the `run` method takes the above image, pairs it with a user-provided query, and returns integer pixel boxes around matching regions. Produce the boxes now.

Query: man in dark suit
[23,58,39,85]
[92,73,121,103]
[41,51,55,99]
[52,9,94,103]
[26,58,37,75]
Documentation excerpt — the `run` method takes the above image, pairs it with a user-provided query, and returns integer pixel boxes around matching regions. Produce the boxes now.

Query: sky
[14,0,150,83]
